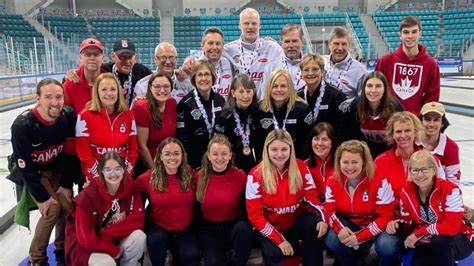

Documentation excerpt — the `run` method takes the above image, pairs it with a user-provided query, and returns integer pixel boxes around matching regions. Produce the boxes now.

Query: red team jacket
[322,174,395,244]
[246,159,324,245]
[398,178,472,242]
[305,156,335,201]
[76,107,138,181]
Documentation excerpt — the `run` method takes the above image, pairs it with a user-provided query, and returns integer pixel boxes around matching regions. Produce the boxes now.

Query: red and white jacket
[398,178,472,242]
[305,156,335,201]
[374,147,445,199]
[416,133,461,185]
[322,174,395,244]
[76,107,138,181]
[246,159,324,245]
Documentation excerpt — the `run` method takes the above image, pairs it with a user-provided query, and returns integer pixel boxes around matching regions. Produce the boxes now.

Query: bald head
[154,42,177,74]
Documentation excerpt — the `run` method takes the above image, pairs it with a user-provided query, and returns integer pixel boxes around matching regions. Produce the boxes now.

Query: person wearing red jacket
[195,134,253,266]
[63,37,106,115]
[375,111,445,201]
[132,71,177,177]
[322,140,398,266]
[135,138,200,265]
[246,129,327,265]
[375,16,440,115]
[385,150,472,266]
[65,151,146,266]
[76,73,138,182]
[304,122,337,201]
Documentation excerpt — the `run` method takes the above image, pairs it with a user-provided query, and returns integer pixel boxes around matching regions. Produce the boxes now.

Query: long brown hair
[358,71,395,122]
[146,71,173,128]
[196,134,235,202]
[150,138,195,192]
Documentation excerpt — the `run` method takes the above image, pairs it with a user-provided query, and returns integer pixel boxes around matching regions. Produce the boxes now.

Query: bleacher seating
[89,16,160,69]
[39,15,89,47]
[373,10,440,56]
[441,8,474,56]
[175,12,373,63]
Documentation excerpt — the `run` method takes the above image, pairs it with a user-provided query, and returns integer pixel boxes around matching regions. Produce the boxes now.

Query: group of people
[11,6,472,266]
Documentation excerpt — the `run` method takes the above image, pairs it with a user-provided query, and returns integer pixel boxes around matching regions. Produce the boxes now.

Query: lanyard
[193,90,215,138]
[112,64,133,106]
[304,81,326,123]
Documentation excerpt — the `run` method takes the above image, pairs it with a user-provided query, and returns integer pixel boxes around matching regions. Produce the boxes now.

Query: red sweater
[305,156,335,201]
[375,44,440,115]
[132,98,177,159]
[135,172,195,231]
[196,168,247,222]
[322,174,395,244]
[399,178,472,242]
[246,159,323,245]
[76,107,138,181]
[63,66,106,115]
[65,176,144,266]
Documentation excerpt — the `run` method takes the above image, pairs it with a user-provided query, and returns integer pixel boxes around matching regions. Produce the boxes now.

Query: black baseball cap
[113,38,136,55]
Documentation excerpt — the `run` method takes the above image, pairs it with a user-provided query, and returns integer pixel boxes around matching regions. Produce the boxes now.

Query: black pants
[198,219,253,266]
[257,212,324,266]
[412,234,472,266]
[145,222,200,266]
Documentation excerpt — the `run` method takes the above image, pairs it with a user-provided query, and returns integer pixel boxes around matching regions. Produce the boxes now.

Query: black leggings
[412,234,472,266]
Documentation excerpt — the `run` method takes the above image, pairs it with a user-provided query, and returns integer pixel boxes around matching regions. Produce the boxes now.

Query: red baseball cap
[79,38,104,53]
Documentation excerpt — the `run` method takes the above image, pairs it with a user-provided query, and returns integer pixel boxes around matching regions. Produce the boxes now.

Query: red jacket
[76,107,138,181]
[322,174,395,244]
[375,44,440,115]
[305,156,334,201]
[375,147,445,200]
[398,178,472,242]
[65,176,144,266]
[135,172,195,231]
[246,159,323,245]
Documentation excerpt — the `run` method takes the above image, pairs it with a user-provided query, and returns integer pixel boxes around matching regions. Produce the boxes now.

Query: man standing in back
[375,16,440,115]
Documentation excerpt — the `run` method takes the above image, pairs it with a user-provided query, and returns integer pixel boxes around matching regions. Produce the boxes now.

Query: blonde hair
[385,111,422,146]
[260,129,302,194]
[196,134,234,202]
[86,73,128,112]
[300,53,325,72]
[334,140,374,185]
[259,69,304,113]
[408,150,437,182]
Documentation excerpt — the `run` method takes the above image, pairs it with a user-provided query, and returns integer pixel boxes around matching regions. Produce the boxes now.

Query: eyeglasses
[151,84,171,90]
[162,152,182,158]
[102,166,124,175]
[156,56,177,62]
[409,167,434,175]
[302,67,321,73]
[81,51,102,57]
[196,72,211,78]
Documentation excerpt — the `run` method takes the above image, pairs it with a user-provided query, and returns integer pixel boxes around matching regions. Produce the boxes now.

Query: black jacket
[177,90,226,169]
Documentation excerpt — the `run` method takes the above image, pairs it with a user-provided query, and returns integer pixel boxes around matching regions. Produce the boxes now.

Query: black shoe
[27,261,49,266]
[54,249,66,266]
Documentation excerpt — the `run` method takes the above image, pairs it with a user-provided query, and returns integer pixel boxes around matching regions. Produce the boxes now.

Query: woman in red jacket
[132,71,177,177]
[135,137,199,266]
[246,129,327,266]
[322,140,398,266]
[305,122,337,201]
[385,150,472,266]
[65,151,145,266]
[76,73,138,182]
[196,134,253,266]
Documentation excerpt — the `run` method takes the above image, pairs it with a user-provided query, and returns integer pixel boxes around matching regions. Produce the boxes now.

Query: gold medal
[243,146,251,156]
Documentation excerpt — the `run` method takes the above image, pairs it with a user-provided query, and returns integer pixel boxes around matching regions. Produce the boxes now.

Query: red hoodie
[65,176,144,266]
[375,44,440,115]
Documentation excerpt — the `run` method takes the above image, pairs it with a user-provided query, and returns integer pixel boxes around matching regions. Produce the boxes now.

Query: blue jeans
[325,219,400,266]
